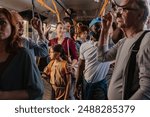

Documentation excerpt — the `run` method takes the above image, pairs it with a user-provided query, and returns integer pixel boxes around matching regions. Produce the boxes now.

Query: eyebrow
[0,18,6,20]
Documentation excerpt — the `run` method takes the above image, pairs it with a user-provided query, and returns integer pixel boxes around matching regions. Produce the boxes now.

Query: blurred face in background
[64,22,71,32]
[56,23,65,38]
[90,22,101,34]
[0,13,11,40]
[79,31,88,42]
[11,11,24,36]
[17,20,24,36]
[49,47,59,60]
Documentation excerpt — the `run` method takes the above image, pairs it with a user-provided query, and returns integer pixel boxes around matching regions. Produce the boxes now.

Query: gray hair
[132,0,149,23]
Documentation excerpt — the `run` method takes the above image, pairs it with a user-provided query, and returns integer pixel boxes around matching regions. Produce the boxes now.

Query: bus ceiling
[0,0,113,23]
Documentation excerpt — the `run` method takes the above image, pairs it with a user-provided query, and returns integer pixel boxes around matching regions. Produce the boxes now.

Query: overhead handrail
[98,0,109,16]
[54,0,71,17]
[37,0,57,14]
[36,0,61,22]
[52,0,60,22]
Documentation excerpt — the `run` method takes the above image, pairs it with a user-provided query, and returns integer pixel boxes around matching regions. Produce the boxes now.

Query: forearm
[97,36,121,62]
[97,29,110,62]
[64,75,71,100]
[0,90,29,100]
[130,77,150,100]
[98,29,108,47]
[34,43,49,57]
[129,87,150,100]
[37,29,48,43]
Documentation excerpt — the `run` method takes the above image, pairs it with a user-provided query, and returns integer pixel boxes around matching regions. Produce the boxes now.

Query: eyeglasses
[112,0,130,7]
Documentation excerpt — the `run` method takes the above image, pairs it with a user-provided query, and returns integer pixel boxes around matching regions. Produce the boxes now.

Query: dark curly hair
[52,44,67,61]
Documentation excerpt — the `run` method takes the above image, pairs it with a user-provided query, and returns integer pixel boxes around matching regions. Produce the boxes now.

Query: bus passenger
[43,44,71,100]
[0,8,44,99]
[98,0,150,100]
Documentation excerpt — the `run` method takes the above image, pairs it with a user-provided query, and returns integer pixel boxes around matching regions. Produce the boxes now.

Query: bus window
[22,20,29,38]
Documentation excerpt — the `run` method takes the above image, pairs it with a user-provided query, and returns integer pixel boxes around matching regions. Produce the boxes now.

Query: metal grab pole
[31,0,35,40]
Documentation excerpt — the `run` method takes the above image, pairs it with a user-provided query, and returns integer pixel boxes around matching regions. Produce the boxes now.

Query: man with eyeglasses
[98,0,150,100]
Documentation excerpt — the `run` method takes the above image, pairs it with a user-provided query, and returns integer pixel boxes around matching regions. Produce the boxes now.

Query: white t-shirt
[80,40,110,83]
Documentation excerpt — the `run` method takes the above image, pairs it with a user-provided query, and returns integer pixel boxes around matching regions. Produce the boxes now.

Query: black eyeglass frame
[111,0,130,7]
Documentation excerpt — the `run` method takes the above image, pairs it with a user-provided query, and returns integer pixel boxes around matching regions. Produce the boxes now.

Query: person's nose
[0,26,3,32]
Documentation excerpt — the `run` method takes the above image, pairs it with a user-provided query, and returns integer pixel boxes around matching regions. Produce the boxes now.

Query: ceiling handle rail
[37,0,56,14]
[54,0,71,17]
[52,0,60,22]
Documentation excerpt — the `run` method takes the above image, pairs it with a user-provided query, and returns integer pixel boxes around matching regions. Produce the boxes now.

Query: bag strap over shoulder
[67,39,71,57]
[124,30,150,99]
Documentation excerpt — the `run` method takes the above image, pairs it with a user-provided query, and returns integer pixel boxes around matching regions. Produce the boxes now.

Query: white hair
[133,0,149,22]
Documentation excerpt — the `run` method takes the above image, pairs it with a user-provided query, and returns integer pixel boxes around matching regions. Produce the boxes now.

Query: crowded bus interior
[0,0,150,100]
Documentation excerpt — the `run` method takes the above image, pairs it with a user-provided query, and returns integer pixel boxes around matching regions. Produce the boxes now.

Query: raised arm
[97,13,119,62]
[29,18,48,57]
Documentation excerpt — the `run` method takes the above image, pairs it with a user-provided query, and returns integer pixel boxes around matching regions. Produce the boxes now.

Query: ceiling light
[94,0,100,3]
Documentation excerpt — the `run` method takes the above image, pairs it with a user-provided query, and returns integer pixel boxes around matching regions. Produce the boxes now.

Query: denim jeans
[83,79,107,100]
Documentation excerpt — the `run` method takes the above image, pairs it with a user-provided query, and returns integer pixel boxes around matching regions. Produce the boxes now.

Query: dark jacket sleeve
[28,39,48,57]
[23,49,44,99]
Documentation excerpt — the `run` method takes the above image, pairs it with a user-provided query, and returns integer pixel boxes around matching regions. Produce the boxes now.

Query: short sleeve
[79,44,85,60]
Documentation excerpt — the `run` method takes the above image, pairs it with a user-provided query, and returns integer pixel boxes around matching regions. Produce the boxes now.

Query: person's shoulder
[17,47,30,54]
[65,37,74,42]
[61,60,67,65]
[118,38,125,43]
[49,38,58,45]
[61,60,69,70]
[47,60,55,68]
[144,30,150,40]
[79,41,91,52]
[141,30,150,48]
[13,47,33,61]
[50,37,58,41]
[81,41,92,47]
[115,38,125,46]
